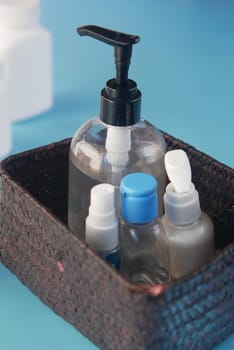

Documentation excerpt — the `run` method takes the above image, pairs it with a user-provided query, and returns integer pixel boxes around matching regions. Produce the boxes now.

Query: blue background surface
[1,0,233,349]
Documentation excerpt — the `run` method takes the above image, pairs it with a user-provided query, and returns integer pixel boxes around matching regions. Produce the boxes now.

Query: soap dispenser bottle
[68,25,166,238]
[160,150,215,279]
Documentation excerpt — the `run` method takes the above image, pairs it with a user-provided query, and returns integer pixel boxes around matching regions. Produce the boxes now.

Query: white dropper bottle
[85,183,119,268]
[160,149,215,279]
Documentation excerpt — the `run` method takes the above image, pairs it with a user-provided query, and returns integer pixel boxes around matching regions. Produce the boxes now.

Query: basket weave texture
[0,132,233,350]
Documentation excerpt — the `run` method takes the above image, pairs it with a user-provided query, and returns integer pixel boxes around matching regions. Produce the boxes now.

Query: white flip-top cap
[0,0,40,30]
[164,150,201,225]
[165,149,192,193]
[85,184,119,252]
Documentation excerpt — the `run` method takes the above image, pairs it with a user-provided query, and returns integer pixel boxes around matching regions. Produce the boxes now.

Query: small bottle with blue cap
[120,173,170,285]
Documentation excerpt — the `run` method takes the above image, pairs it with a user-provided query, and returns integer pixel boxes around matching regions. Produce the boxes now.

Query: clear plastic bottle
[119,173,170,285]
[160,150,215,279]
[68,25,166,238]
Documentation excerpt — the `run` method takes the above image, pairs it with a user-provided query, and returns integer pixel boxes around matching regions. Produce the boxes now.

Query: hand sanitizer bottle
[0,0,53,121]
[85,183,120,268]
[160,150,215,279]
[120,173,170,285]
[0,58,11,159]
[68,25,166,238]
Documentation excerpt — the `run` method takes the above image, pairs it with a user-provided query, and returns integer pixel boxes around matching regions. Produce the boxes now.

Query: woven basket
[0,132,233,350]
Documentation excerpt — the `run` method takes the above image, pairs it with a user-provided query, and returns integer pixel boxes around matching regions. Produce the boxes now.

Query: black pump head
[77,25,141,126]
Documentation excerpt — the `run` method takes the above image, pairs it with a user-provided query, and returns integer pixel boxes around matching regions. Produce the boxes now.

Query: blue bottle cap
[120,172,158,224]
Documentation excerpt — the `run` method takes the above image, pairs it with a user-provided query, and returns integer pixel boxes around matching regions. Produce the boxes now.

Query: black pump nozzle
[77,25,139,87]
[77,25,141,126]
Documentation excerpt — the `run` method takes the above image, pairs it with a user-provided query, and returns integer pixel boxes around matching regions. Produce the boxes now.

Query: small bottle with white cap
[120,173,170,285]
[160,149,215,279]
[0,0,53,121]
[85,183,120,268]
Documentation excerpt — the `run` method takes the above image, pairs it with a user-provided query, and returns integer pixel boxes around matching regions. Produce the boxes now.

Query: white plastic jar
[0,0,53,121]
[0,59,11,159]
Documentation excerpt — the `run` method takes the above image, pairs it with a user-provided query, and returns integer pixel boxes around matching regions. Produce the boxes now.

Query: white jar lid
[0,0,40,30]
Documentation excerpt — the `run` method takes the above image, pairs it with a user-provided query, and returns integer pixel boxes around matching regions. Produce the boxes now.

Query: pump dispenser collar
[77,25,141,126]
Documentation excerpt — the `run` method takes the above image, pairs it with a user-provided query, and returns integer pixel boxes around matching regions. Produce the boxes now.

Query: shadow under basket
[0,132,233,350]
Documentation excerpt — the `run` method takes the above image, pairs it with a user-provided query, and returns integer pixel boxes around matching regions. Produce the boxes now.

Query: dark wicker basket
[0,132,233,350]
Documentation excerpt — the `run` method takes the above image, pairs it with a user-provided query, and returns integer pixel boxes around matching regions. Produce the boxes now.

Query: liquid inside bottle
[160,213,215,279]
[120,222,170,285]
